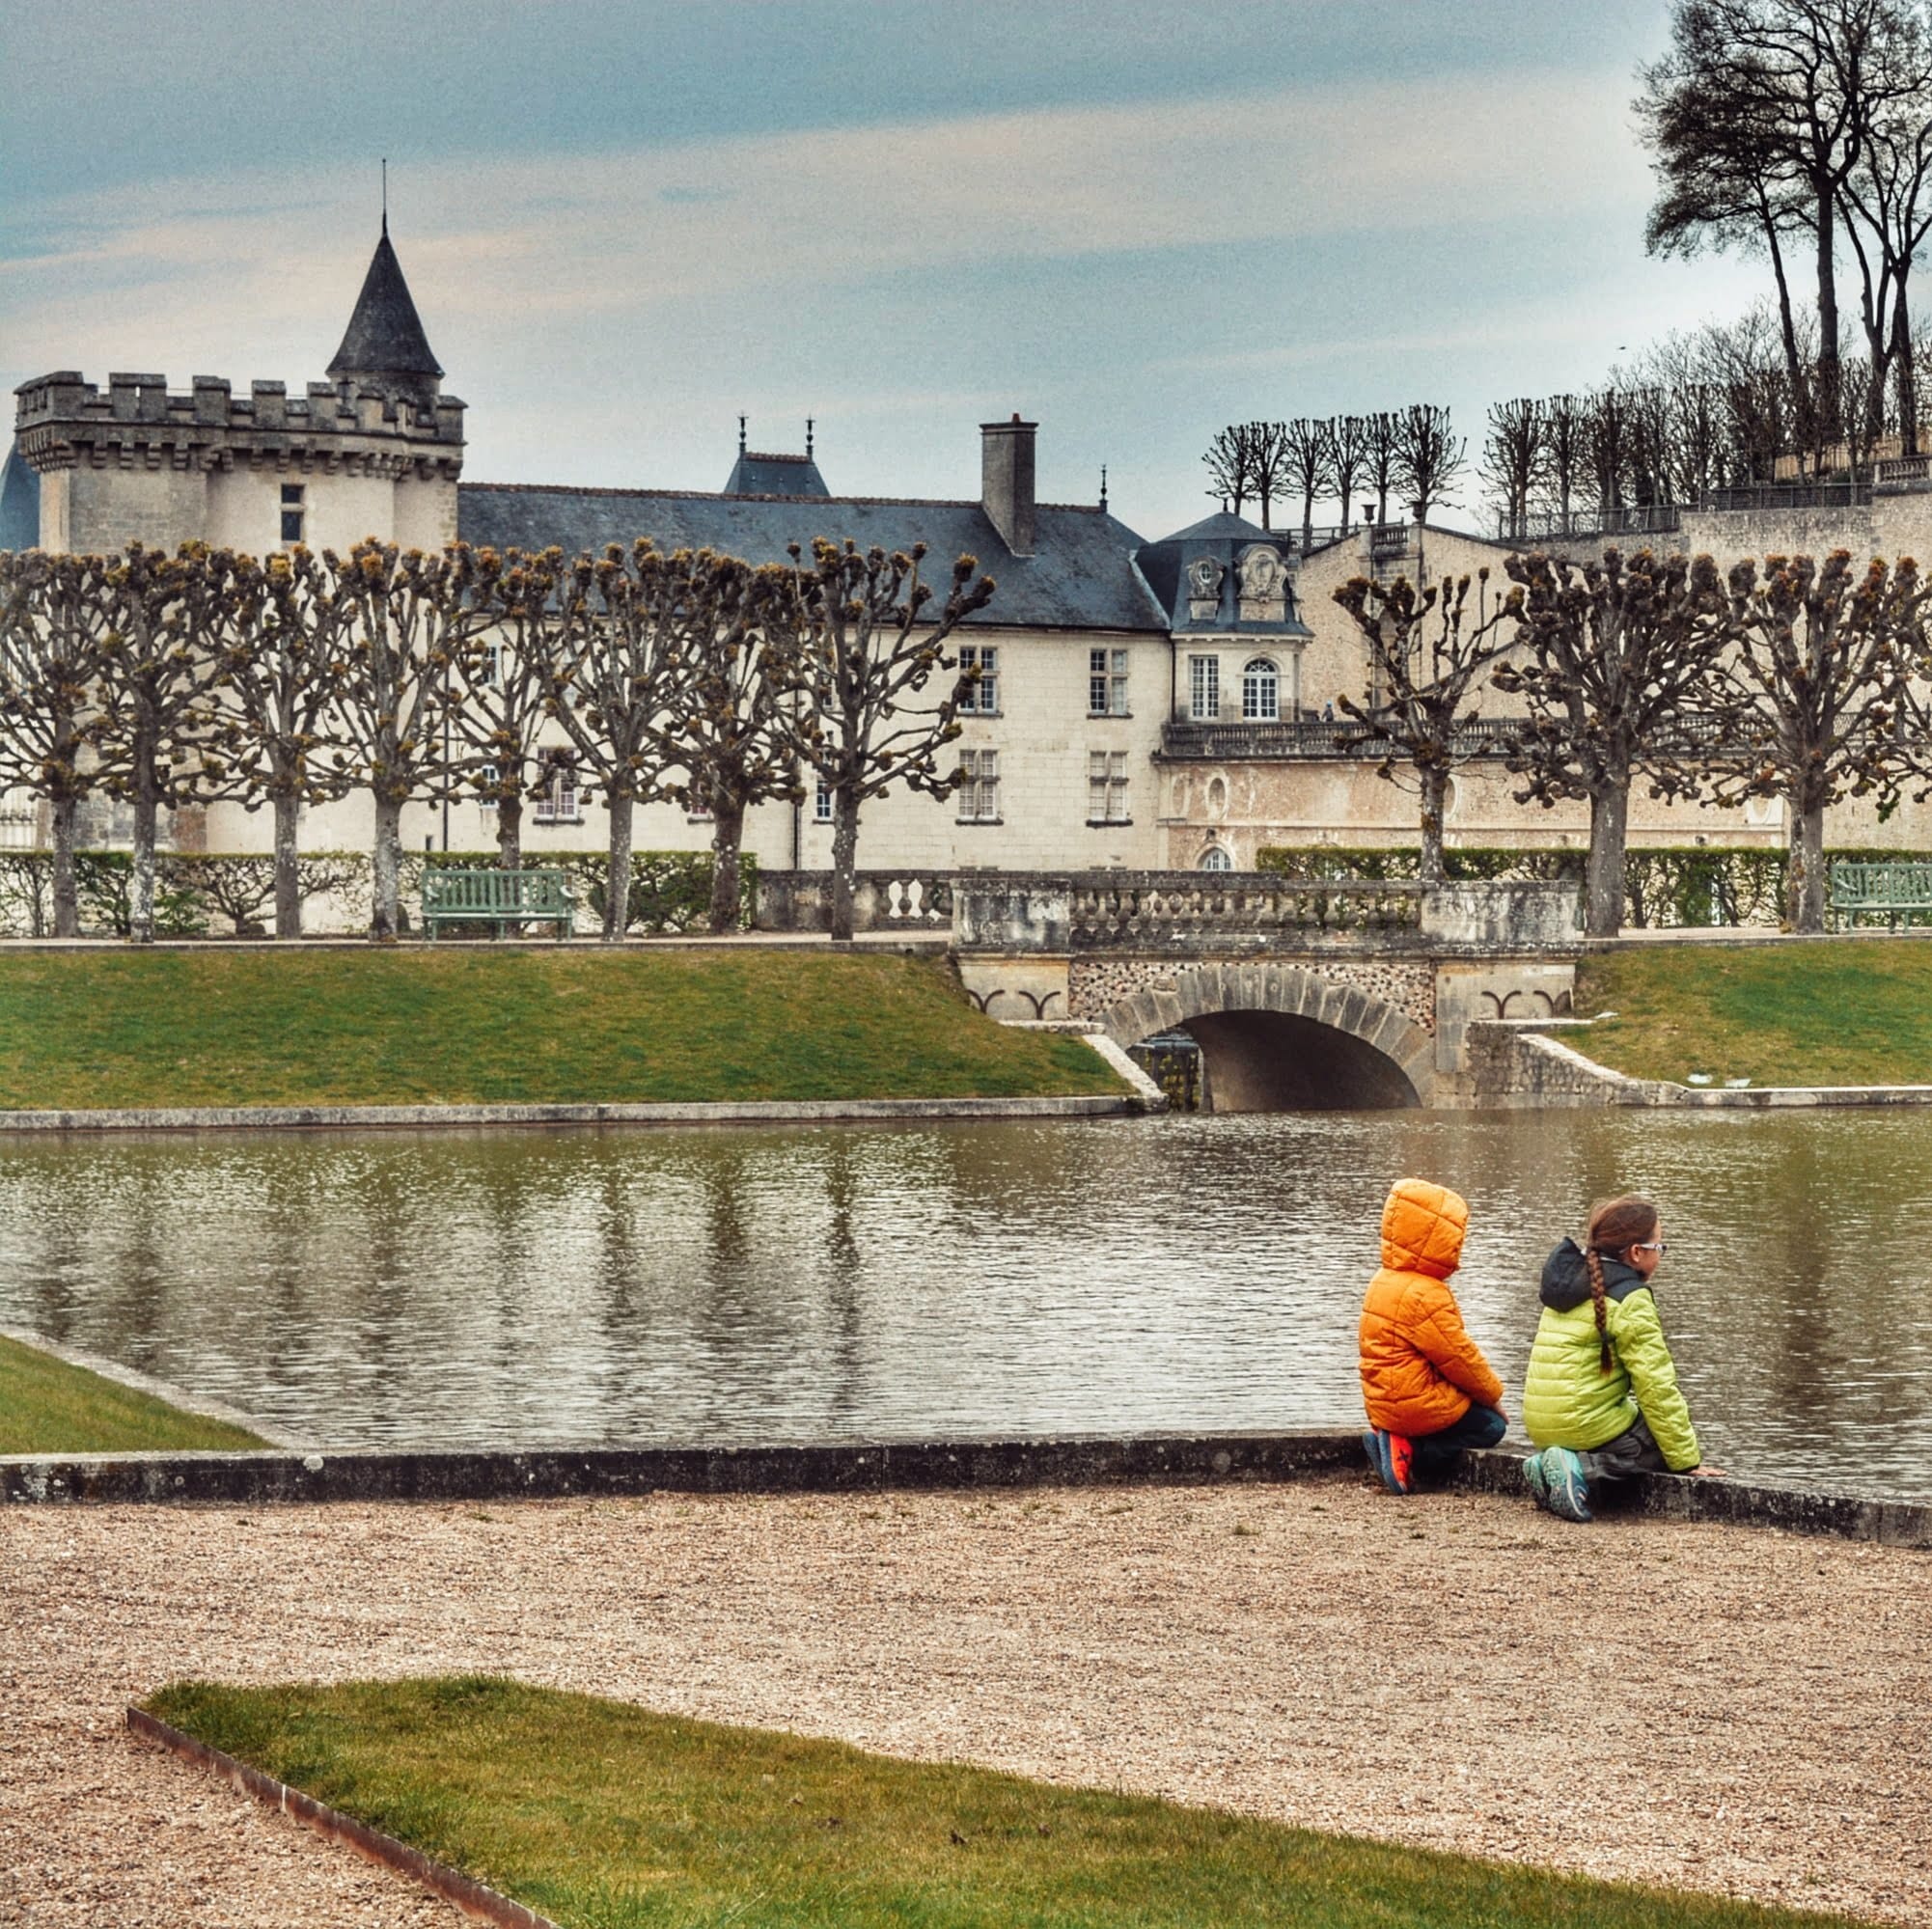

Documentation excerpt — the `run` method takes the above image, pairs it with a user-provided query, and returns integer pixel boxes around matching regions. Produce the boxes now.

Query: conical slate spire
[327,223,443,398]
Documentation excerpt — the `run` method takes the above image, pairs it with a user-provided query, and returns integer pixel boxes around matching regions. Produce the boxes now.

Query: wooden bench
[422,868,575,940]
[1829,860,1932,930]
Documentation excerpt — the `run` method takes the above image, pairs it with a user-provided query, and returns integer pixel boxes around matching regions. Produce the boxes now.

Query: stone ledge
[0,1093,1144,1135]
[4,1435,1924,1546]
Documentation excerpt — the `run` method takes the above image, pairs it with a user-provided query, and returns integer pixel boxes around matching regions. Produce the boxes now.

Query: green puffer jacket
[1522,1238,1701,1472]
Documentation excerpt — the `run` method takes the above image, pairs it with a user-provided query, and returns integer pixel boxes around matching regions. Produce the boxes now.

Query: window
[1242,657,1280,722]
[1199,843,1232,871]
[814,780,833,823]
[959,645,999,713]
[1090,647,1129,716]
[1088,751,1129,824]
[956,748,1000,822]
[279,482,305,545]
[476,761,499,813]
[534,752,578,822]
[1188,655,1220,722]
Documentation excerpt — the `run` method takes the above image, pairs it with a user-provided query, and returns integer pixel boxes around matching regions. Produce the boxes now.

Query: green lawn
[0,950,1123,1109]
[143,1677,1856,1929]
[1574,938,1932,1088]
[0,1333,265,1453]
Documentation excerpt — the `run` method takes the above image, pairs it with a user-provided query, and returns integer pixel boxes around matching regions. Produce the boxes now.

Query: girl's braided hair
[1584,1194,1660,1375]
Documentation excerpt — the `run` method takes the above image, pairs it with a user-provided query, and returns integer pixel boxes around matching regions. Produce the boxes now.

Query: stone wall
[1069,953,1438,1033]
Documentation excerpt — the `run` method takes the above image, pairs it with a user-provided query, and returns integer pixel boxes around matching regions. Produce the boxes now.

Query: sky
[1,0,1774,542]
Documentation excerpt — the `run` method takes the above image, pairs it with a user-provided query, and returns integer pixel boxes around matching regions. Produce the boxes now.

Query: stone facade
[1068,953,1437,1033]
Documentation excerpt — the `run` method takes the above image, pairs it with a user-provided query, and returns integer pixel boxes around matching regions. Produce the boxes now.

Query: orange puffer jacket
[1358,1178,1504,1436]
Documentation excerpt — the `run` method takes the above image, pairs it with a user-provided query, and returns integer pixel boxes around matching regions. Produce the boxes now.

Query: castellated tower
[11,220,463,558]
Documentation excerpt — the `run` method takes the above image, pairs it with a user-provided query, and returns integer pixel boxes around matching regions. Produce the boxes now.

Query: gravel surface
[1,1476,1924,1926]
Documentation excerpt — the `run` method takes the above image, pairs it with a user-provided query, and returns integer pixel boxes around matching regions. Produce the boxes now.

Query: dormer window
[280,482,305,545]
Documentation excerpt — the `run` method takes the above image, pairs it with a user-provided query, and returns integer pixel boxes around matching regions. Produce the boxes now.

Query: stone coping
[127,1707,558,1929]
[0,1092,1147,1134]
[4,1433,1925,1547]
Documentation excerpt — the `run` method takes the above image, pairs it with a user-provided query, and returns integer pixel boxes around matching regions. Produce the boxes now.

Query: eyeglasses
[1633,1240,1669,1254]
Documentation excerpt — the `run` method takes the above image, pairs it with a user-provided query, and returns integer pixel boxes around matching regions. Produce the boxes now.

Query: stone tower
[11,222,464,558]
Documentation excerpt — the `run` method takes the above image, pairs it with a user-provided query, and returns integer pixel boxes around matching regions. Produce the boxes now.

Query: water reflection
[1,1112,1929,1500]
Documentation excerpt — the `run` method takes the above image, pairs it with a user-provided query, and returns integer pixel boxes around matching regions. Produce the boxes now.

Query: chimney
[980,413,1036,557]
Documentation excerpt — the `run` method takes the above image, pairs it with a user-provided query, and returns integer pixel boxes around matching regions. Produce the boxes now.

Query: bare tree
[1202,425,1254,516]
[327,540,462,942]
[1247,420,1291,531]
[91,543,240,945]
[1392,403,1466,523]
[1332,571,1519,882]
[1366,410,1401,523]
[212,545,351,937]
[1483,399,1545,537]
[0,550,108,936]
[1330,415,1371,532]
[774,539,994,944]
[1704,550,1926,926]
[1494,547,1734,936]
[1280,418,1334,546]
[1539,394,1587,520]
[1584,388,1635,516]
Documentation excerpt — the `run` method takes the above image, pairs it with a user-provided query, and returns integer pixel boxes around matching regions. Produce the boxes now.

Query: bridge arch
[1097,963,1433,1111]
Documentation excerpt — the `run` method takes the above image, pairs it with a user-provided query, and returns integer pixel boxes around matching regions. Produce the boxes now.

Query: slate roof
[0,442,40,551]
[1132,510,1311,638]
[725,450,829,496]
[327,224,443,382]
[457,484,1166,631]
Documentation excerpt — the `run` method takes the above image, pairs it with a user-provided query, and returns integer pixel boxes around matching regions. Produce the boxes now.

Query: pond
[2,1111,1928,1500]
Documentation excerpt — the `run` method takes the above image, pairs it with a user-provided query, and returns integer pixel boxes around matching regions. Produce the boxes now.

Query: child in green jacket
[1521,1194,1721,1523]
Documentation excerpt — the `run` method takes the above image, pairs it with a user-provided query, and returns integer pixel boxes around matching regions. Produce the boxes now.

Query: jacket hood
[1540,1236,1648,1310]
[1379,1178,1468,1280]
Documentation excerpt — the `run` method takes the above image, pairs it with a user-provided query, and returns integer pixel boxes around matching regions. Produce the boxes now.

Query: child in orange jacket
[1359,1177,1507,1494]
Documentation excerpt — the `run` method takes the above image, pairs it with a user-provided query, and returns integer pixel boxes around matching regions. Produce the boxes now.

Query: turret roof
[326,223,443,381]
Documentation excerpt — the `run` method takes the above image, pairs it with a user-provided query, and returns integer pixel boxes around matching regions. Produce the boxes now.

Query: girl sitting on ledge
[1522,1193,1721,1523]
[1358,1178,1508,1494]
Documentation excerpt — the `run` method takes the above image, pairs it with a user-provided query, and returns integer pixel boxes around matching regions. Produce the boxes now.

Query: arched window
[1242,657,1280,721]
[1199,843,1232,871]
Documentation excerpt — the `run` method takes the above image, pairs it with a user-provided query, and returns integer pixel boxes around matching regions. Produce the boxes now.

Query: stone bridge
[757,870,1583,1110]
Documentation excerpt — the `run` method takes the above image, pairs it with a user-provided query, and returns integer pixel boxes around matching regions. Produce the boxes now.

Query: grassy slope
[0,950,1122,1109]
[1574,939,1932,1087]
[145,1678,1857,1929]
[0,1334,264,1453]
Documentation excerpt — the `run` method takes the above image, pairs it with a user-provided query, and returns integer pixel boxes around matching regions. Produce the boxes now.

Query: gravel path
[1,1476,1924,1926]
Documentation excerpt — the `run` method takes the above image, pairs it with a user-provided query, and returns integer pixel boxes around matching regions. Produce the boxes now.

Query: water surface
[1,1111,1927,1499]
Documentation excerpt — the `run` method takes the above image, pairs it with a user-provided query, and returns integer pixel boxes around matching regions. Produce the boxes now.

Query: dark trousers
[1578,1414,1668,1493]
[1411,1402,1507,1479]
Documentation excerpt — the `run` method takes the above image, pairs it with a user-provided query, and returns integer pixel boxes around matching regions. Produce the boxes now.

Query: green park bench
[422,867,575,940]
[1829,860,1932,930]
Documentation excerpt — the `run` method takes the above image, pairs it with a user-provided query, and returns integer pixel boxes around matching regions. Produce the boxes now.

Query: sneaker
[1522,1447,1553,1511]
[1541,1446,1593,1524]
[1362,1427,1412,1495]
[1387,1432,1415,1494]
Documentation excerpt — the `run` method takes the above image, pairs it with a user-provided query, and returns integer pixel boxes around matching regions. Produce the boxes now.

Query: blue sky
[2,0,1770,540]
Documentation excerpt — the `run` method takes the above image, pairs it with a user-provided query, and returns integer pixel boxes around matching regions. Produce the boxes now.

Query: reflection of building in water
[14,221,1932,878]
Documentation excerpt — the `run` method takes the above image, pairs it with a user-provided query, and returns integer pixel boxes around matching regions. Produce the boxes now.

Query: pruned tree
[1584,388,1634,517]
[1330,415,1371,532]
[1332,571,1519,882]
[1246,420,1291,531]
[441,543,559,873]
[91,543,240,945]
[211,544,351,937]
[1540,393,1587,521]
[0,550,108,937]
[1366,410,1401,523]
[1704,549,1927,927]
[1483,399,1545,538]
[774,538,994,943]
[1281,417,1335,545]
[1392,403,1466,523]
[1202,425,1253,515]
[327,540,462,942]
[1494,547,1734,936]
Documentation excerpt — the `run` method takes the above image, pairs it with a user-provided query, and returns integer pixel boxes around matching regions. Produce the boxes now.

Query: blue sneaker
[1522,1447,1553,1511]
[1362,1428,1390,1489]
[1542,1446,1593,1524]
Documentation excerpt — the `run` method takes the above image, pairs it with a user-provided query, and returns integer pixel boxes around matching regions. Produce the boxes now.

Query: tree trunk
[604,791,634,943]
[1584,781,1630,939]
[1786,796,1828,932]
[371,792,402,942]
[829,786,860,944]
[129,766,158,947]
[1765,212,1806,427]
[495,795,523,870]
[1417,766,1448,886]
[50,794,79,939]
[273,790,302,939]
[708,796,745,934]
[1815,188,1842,444]
[1895,276,1918,461]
